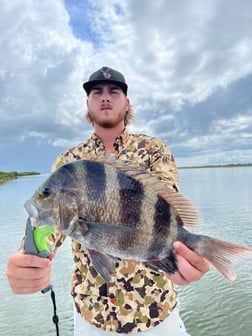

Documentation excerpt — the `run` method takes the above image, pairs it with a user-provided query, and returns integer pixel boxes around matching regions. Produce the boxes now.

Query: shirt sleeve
[149,138,179,191]
[51,152,70,172]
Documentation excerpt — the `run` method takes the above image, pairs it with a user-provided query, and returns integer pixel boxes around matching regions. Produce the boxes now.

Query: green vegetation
[0,170,40,183]
[179,163,252,169]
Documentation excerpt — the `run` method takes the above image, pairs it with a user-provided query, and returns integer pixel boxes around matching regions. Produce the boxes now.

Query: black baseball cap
[83,66,128,96]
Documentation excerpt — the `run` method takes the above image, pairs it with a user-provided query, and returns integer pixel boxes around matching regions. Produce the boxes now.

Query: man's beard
[87,110,125,128]
[100,120,118,128]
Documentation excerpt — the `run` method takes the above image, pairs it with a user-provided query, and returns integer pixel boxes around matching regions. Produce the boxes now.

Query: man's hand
[6,250,54,294]
[166,241,211,285]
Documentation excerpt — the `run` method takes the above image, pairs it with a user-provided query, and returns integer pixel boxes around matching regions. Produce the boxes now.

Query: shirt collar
[90,129,129,148]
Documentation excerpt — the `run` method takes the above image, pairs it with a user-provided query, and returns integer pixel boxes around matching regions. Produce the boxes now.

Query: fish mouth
[24,200,38,217]
[24,200,38,227]
[24,199,58,228]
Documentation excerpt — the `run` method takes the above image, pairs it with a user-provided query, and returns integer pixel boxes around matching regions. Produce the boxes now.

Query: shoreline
[0,171,40,183]
[1,163,251,182]
[178,163,252,169]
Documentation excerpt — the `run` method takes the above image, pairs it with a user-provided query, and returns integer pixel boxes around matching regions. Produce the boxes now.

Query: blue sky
[1,0,252,172]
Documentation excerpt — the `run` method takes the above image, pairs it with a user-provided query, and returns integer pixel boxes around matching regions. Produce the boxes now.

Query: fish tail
[196,236,252,283]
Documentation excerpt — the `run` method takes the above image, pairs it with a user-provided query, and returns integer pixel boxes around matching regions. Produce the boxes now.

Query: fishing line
[42,286,59,336]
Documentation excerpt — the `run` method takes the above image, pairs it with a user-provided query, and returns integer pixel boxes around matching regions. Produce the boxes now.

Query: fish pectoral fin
[87,249,115,282]
[144,250,178,275]
[79,219,139,235]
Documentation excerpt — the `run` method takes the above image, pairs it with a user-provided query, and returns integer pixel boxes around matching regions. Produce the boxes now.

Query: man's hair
[85,105,134,126]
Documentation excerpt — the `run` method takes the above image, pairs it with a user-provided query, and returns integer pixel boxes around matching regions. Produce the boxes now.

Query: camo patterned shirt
[50,129,179,333]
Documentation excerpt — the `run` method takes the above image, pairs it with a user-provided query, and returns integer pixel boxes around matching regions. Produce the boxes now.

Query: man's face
[86,83,130,128]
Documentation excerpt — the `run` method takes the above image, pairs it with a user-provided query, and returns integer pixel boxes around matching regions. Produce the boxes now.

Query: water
[0,175,74,335]
[178,167,252,336]
[0,167,252,335]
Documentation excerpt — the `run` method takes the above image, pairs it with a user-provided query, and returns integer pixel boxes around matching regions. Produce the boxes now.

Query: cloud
[0,0,93,145]
[1,0,252,171]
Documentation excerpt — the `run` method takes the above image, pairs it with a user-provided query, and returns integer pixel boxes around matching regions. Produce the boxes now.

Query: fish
[24,158,252,283]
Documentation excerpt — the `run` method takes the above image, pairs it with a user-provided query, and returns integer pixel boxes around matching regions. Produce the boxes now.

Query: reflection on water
[178,167,252,336]
[0,168,252,335]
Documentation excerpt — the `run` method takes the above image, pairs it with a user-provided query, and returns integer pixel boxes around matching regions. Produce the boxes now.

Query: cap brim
[83,80,127,95]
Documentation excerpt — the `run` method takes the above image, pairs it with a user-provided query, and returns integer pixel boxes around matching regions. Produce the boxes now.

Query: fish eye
[42,186,51,197]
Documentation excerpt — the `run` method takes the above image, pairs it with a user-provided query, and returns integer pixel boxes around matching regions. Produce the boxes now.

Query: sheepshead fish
[24,159,252,282]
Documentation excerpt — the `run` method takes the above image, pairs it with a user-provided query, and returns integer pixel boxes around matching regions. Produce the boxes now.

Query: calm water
[0,167,252,335]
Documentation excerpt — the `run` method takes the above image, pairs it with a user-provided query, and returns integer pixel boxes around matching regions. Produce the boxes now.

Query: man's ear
[126,97,130,109]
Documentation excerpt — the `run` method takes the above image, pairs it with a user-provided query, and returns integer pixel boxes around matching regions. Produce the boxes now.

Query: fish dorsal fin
[91,157,200,231]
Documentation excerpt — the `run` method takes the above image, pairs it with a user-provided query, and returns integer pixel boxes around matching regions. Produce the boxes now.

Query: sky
[1,0,252,172]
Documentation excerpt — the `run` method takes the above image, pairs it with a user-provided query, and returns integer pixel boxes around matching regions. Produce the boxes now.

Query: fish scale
[24,158,252,283]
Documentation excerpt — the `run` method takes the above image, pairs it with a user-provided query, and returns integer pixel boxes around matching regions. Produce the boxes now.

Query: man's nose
[101,90,111,102]
[102,97,110,102]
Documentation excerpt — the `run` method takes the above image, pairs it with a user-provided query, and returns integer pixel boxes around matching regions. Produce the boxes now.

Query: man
[7,66,210,335]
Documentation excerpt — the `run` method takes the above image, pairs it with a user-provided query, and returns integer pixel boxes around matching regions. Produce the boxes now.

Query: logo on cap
[102,70,112,79]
